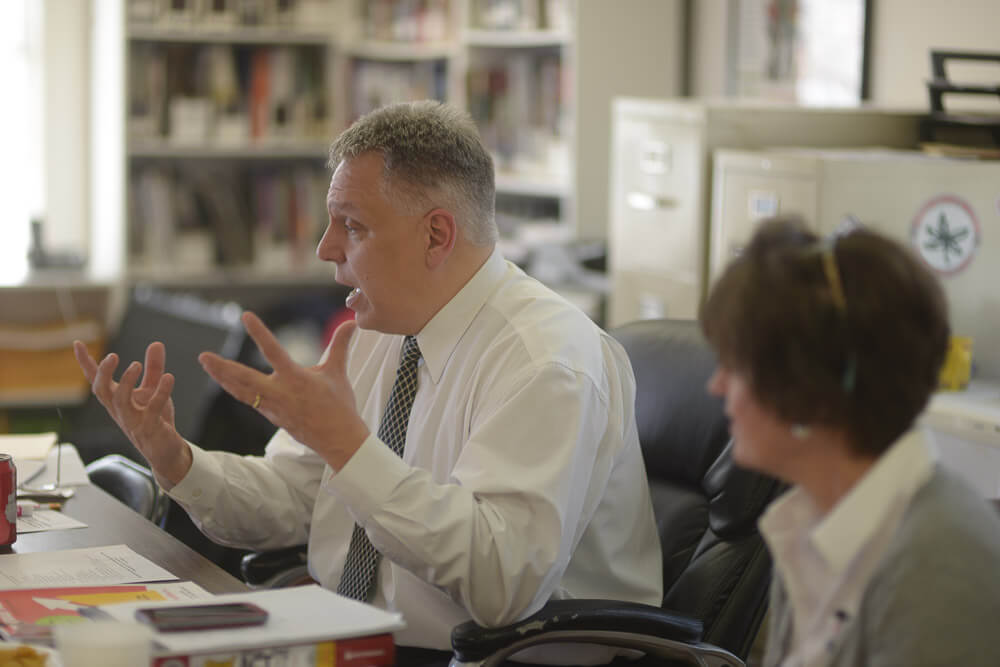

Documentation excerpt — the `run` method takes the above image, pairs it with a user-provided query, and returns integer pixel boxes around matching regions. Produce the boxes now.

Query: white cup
[55,620,153,667]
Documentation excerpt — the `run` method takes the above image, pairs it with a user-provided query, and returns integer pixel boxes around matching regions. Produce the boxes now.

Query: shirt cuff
[166,441,226,507]
[325,433,411,522]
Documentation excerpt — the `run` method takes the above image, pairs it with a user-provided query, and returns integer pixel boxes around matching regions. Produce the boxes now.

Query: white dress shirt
[760,429,935,667]
[167,248,663,659]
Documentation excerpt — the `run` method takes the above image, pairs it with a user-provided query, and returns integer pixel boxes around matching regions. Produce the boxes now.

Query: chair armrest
[240,544,311,588]
[451,599,742,666]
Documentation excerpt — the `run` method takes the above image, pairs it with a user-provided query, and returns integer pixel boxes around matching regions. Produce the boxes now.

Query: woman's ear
[424,208,457,269]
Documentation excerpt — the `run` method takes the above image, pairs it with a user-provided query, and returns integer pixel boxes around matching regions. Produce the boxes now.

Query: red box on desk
[152,632,395,667]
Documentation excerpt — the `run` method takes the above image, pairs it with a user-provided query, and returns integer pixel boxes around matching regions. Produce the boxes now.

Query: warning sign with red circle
[910,194,980,275]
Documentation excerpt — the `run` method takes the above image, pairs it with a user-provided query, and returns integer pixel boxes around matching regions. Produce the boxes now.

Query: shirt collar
[414,246,507,384]
[761,429,934,574]
[811,429,934,572]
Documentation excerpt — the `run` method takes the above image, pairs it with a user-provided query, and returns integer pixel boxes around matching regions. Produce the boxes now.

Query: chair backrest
[66,287,246,464]
[610,319,784,659]
[85,454,170,526]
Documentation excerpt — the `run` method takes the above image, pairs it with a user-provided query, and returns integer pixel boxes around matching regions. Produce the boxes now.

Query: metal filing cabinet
[607,98,923,327]
[711,147,1000,378]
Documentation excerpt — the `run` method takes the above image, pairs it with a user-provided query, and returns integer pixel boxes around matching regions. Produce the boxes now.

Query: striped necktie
[336,335,421,602]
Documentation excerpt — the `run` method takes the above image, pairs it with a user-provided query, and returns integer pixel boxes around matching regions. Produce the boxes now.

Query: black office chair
[241,544,314,589]
[450,319,783,667]
[86,454,170,527]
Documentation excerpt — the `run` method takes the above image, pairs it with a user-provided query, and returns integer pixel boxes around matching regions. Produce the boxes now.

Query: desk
[6,485,248,594]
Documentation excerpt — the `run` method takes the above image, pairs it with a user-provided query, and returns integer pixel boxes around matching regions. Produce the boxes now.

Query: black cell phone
[134,601,269,632]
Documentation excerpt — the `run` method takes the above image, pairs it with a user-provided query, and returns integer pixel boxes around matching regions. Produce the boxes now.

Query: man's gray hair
[328,101,498,246]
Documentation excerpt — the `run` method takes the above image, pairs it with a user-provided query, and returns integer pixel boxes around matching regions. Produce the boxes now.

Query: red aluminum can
[0,453,16,545]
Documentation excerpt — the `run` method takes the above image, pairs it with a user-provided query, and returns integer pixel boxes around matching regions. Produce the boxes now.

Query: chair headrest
[704,441,784,538]
[611,319,731,487]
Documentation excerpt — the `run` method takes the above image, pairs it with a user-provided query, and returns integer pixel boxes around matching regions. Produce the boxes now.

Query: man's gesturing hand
[72,340,193,486]
[198,312,370,471]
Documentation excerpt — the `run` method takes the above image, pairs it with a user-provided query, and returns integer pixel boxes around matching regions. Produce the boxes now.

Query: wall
[689,0,732,98]
[43,0,90,257]
[869,0,1000,109]
[573,0,684,241]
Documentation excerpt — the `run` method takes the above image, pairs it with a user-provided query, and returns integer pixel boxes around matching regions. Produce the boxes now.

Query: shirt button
[192,489,203,499]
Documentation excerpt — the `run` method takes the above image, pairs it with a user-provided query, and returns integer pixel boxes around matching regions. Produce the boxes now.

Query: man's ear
[424,208,457,269]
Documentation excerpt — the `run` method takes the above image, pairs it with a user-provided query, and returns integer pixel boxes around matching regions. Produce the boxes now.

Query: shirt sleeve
[166,430,326,551]
[325,360,619,627]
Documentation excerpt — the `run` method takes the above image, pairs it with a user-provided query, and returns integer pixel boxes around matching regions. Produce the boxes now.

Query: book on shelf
[363,0,451,42]
[128,41,329,146]
[466,51,565,173]
[350,59,449,120]
[129,0,334,29]
[0,582,212,645]
[470,0,570,30]
[130,163,328,275]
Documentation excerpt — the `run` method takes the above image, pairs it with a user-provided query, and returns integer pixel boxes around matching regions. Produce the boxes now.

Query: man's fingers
[199,351,267,406]
[241,312,297,373]
[91,353,121,405]
[139,342,166,393]
[144,373,175,423]
[73,340,99,383]
[321,320,357,377]
[112,361,144,415]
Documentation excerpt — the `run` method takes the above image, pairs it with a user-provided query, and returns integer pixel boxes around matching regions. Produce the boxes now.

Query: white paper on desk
[98,584,406,655]
[16,509,87,533]
[0,544,178,590]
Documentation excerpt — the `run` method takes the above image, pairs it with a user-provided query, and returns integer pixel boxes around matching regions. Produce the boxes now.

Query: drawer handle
[627,192,677,211]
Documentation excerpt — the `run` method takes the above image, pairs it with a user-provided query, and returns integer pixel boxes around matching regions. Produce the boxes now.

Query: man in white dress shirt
[74,101,662,665]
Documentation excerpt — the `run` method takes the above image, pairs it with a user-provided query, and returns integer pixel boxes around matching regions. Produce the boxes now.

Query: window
[733,0,867,106]
[0,0,43,284]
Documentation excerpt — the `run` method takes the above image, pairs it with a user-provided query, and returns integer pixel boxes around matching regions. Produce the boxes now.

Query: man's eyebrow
[327,198,361,216]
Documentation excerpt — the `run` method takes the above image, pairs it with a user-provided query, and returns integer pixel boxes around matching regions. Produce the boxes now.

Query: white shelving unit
[91,0,685,298]
[462,28,569,47]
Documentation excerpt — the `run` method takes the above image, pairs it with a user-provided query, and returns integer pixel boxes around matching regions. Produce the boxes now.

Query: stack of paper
[0,546,405,666]
[99,585,405,666]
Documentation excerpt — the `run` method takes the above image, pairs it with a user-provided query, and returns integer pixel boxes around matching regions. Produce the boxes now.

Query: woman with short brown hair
[702,216,1000,666]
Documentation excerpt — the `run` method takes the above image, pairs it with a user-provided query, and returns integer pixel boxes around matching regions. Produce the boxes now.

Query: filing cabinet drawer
[609,116,704,278]
[608,268,699,328]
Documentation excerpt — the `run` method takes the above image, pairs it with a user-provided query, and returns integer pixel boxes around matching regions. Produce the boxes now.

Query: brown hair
[700,216,950,457]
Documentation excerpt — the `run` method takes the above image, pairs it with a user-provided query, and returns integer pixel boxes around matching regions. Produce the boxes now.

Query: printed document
[0,545,178,590]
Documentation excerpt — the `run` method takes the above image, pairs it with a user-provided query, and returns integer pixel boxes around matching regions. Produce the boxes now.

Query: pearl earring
[791,424,812,439]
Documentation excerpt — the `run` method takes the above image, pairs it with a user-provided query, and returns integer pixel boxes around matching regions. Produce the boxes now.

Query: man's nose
[317,222,344,262]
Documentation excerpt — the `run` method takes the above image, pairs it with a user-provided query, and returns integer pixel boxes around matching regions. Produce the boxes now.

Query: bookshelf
[460,2,572,255]
[106,0,340,286]
[91,0,683,296]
